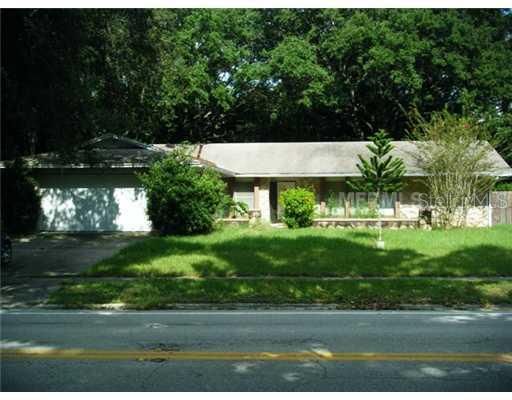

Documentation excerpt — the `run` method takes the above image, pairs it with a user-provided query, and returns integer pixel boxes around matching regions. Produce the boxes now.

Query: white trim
[232,173,428,178]
[80,134,165,153]
[26,163,149,169]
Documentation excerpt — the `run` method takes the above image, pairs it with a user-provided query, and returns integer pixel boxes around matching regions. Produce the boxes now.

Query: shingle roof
[4,135,511,178]
[198,142,512,178]
[13,148,163,169]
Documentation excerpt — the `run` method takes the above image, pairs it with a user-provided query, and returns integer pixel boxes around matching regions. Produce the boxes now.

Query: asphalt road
[1,309,512,391]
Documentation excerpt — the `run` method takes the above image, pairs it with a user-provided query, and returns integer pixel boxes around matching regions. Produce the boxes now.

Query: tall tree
[2,9,511,162]
[347,130,406,245]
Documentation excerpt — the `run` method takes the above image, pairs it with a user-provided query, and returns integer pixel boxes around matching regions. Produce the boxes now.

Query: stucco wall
[259,178,271,222]
[35,172,152,232]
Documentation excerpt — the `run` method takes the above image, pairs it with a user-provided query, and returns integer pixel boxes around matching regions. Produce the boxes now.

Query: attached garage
[5,134,235,233]
[16,135,170,232]
[35,170,151,232]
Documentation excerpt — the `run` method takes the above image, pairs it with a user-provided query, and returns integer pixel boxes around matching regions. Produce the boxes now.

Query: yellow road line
[1,349,512,363]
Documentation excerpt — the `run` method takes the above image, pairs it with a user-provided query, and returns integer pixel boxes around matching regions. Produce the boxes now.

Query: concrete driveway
[1,233,145,308]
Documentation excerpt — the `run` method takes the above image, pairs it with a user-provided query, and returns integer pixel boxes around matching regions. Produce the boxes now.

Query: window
[233,181,254,210]
[379,192,397,217]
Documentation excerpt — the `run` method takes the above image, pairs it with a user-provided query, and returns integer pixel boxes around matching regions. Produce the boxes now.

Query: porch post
[319,177,326,214]
[253,178,260,210]
[259,178,271,222]
[345,198,351,218]
[394,192,401,218]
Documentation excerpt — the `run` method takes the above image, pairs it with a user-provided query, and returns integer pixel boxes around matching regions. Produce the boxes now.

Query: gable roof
[80,134,163,152]
[0,135,236,176]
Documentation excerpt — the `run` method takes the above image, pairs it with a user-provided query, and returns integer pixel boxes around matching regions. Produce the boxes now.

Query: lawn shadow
[190,233,424,277]
[415,245,512,276]
[85,227,512,278]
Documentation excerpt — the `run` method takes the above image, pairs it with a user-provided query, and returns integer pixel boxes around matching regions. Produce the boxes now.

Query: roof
[198,141,512,178]
[0,135,235,177]
[201,142,422,177]
[80,134,163,152]
[2,135,511,178]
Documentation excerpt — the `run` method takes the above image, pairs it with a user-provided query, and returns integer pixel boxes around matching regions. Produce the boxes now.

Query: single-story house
[3,134,512,231]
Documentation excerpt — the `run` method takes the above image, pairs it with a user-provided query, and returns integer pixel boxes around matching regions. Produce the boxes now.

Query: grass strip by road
[49,278,512,309]
[85,225,512,278]
[2,348,511,363]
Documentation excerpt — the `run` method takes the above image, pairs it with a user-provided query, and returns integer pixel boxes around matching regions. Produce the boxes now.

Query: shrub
[1,158,41,234]
[353,201,379,219]
[279,186,315,228]
[230,201,249,218]
[138,149,229,235]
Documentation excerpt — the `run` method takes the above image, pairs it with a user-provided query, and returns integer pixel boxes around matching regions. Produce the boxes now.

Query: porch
[223,177,421,225]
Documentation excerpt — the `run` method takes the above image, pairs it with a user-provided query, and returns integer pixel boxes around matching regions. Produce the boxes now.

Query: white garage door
[36,172,152,232]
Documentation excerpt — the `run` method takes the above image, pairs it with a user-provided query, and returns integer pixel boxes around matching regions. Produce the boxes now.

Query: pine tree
[347,130,406,246]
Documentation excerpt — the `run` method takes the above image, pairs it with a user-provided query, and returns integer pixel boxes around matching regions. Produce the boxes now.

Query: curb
[8,302,512,312]
[6,275,512,281]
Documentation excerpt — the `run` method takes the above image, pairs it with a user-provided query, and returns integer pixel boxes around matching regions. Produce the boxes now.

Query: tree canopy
[2,9,511,163]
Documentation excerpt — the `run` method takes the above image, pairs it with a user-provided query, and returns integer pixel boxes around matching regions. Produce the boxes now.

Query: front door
[277,181,296,220]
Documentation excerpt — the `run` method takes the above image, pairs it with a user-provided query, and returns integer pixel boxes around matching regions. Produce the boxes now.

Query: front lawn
[50,278,512,309]
[85,225,512,278]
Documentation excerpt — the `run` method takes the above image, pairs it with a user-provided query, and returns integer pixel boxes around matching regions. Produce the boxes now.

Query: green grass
[85,225,512,278]
[49,278,512,309]
[56,225,512,308]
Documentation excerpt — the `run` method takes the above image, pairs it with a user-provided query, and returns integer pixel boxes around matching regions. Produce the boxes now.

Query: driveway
[1,233,145,308]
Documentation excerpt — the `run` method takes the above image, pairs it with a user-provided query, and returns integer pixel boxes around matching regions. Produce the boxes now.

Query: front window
[233,181,254,210]
[379,192,397,217]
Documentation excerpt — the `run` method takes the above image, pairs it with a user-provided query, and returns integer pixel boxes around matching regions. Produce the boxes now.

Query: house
[5,134,512,232]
